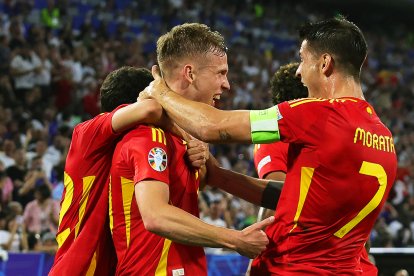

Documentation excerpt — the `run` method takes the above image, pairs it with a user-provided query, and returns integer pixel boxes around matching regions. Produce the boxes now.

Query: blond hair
[157,23,227,76]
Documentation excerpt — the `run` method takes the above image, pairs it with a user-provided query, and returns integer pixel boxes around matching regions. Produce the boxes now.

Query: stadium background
[0,0,413,275]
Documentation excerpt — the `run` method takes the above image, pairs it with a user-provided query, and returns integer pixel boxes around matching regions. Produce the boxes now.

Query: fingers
[186,140,209,168]
[137,83,152,102]
[152,65,161,80]
[187,140,206,154]
[187,147,208,168]
[238,222,271,258]
[255,216,275,230]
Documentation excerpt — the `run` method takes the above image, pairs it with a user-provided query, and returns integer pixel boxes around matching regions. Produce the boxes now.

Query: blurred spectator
[0,210,28,252]
[0,139,16,168]
[0,163,14,209]
[0,34,11,75]
[51,164,64,201]
[34,43,53,102]
[27,228,58,253]
[40,0,60,29]
[16,155,51,207]
[23,184,59,236]
[202,196,227,254]
[26,139,60,179]
[10,42,42,106]
[202,196,227,228]
[7,148,28,198]
[33,231,58,254]
[6,16,26,51]
[395,269,409,276]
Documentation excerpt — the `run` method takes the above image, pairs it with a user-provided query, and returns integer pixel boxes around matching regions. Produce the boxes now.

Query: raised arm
[141,65,280,144]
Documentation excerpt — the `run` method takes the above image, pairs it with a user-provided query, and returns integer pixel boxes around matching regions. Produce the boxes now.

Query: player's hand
[186,139,209,169]
[138,65,170,102]
[235,216,274,259]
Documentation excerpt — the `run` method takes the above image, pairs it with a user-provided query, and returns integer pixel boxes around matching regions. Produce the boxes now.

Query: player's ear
[321,53,334,76]
[184,64,194,83]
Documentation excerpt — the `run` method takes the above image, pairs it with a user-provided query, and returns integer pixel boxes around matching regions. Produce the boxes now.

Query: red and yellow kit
[251,98,397,275]
[110,125,206,276]
[254,142,289,179]
[50,106,126,276]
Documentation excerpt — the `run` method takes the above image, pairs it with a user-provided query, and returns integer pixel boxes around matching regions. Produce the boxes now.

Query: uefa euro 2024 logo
[148,147,167,172]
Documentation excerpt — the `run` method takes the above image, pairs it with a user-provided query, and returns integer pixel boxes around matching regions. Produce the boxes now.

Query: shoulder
[120,125,170,151]
[25,200,37,209]
[122,125,157,140]
[281,98,329,109]
[284,97,360,108]
[277,98,360,118]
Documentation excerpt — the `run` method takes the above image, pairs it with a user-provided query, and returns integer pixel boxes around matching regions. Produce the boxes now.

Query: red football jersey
[253,142,289,179]
[50,105,127,276]
[251,98,397,275]
[360,247,378,275]
[110,125,206,276]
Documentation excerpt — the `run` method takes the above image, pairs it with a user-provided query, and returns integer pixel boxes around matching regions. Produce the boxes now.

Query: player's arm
[256,172,286,218]
[205,154,282,210]
[141,65,280,144]
[265,171,286,181]
[135,180,274,258]
[111,99,167,133]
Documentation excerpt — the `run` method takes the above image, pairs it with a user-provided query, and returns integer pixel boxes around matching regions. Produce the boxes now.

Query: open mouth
[212,94,221,106]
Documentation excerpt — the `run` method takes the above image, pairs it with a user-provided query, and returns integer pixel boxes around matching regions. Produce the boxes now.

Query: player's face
[296,40,322,98]
[189,51,230,106]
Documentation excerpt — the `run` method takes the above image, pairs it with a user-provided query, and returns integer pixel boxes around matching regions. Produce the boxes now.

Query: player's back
[50,109,122,276]
[257,98,397,274]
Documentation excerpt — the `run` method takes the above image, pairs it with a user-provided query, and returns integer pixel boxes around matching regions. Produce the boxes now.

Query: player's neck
[324,74,364,100]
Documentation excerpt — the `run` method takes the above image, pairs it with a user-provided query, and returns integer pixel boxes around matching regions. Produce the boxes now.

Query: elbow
[197,122,220,143]
[142,213,164,234]
[197,126,212,142]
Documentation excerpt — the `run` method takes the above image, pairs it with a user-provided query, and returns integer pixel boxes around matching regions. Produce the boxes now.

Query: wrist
[221,229,240,251]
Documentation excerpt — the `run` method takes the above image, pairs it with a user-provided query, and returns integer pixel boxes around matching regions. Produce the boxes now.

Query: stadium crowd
[0,0,413,256]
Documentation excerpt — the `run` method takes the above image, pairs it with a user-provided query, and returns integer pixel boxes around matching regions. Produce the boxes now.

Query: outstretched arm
[141,66,280,144]
[149,90,251,143]
[205,154,283,210]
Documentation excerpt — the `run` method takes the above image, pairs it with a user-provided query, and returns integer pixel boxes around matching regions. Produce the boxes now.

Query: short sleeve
[122,127,170,185]
[277,100,328,146]
[254,142,288,179]
[73,104,129,157]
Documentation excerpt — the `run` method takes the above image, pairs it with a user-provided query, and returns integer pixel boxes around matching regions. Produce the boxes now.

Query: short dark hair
[299,15,367,78]
[157,23,227,77]
[270,62,308,105]
[100,66,154,112]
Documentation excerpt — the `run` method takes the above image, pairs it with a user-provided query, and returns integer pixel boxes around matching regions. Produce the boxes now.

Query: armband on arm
[250,106,281,144]
[261,181,283,210]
